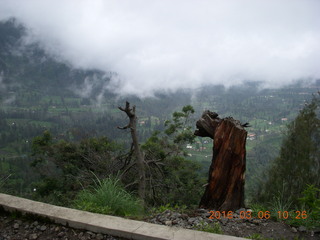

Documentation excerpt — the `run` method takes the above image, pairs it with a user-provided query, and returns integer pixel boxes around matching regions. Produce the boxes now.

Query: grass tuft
[73,176,144,217]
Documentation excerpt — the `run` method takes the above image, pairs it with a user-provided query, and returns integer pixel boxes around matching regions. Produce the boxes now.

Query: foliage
[267,186,293,220]
[30,132,124,205]
[149,203,188,215]
[73,177,144,217]
[252,185,320,230]
[136,106,205,207]
[2,18,320,211]
[249,203,269,219]
[164,105,196,145]
[298,185,320,220]
[287,185,320,229]
[194,221,223,234]
[257,93,320,206]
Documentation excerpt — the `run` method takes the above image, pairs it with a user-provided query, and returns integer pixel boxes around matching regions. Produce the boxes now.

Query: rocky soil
[0,211,126,240]
[1,208,319,240]
[147,208,320,240]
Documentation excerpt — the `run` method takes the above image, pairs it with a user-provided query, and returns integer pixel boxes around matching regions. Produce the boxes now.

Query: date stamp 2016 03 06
[208,210,308,220]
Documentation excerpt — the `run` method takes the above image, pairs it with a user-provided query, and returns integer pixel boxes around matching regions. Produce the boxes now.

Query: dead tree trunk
[194,111,248,211]
[118,101,146,204]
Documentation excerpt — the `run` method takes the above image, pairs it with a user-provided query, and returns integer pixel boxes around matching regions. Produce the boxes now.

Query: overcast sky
[0,0,319,96]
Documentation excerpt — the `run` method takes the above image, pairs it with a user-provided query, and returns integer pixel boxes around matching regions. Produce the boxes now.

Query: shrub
[288,185,320,229]
[73,176,144,217]
[298,184,320,220]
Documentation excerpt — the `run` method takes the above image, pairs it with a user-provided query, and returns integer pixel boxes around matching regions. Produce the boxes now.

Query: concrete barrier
[0,193,246,240]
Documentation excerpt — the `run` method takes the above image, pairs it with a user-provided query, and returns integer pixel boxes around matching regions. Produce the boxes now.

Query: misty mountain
[0,18,113,100]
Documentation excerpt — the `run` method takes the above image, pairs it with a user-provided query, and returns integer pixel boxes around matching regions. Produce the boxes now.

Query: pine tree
[258,93,320,206]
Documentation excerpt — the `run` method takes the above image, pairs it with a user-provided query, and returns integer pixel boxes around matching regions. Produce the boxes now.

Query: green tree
[164,105,196,145]
[137,105,205,206]
[257,93,320,206]
[30,132,124,205]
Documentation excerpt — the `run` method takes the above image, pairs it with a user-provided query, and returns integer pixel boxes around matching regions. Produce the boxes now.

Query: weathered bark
[118,101,146,203]
[195,111,247,211]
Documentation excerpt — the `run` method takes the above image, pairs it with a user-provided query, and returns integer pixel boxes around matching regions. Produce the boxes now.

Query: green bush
[298,184,320,220]
[288,185,320,229]
[73,177,144,217]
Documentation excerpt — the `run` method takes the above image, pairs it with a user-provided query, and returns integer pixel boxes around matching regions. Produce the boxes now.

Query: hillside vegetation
[0,18,319,231]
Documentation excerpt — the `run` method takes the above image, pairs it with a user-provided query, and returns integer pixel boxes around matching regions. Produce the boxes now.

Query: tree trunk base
[195,112,247,211]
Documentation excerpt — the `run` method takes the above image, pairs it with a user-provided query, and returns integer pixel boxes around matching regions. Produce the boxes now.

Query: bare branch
[117,124,130,130]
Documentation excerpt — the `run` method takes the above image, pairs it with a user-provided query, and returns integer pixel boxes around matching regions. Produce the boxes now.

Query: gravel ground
[147,209,320,240]
[0,211,127,240]
[1,208,319,240]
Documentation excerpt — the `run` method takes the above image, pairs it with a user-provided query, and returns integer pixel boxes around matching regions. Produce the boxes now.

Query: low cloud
[1,0,320,96]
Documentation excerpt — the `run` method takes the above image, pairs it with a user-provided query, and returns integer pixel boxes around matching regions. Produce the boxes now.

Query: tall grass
[73,176,144,217]
[268,184,293,219]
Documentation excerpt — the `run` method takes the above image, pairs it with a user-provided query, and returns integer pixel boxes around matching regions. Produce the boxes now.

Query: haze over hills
[1,2,319,237]
[1,0,320,97]
[0,18,319,202]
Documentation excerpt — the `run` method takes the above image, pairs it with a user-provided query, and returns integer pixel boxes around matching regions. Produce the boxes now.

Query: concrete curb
[0,193,246,240]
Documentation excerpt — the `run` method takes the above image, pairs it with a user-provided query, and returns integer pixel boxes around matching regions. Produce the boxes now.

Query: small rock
[164,210,171,216]
[106,236,118,240]
[57,232,65,238]
[171,212,181,219]
[252,219,261,225]
[219,218,228,225]
[180,214,189,220]
[40,225,47,231]
[29,233,38,240]
[298,226,307,232]
[236,208,246,214]
[188,217,196,224]
[96,233,104,240]
[4,219,11,224]
[86,231,96,238]
[165,220,172,226]
[32,221,39,227]
[292,227,298,233]
[16,220,22,225]
[159,217,168,223]
[231,213,239,219]
[193,219,200,226]
[202,212,211,218]
[13,223,19,229]
[197,208,208,214]
[172,219,180,225]
[232,217,244,223]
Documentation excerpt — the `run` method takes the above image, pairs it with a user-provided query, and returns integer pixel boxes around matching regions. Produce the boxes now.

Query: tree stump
[194,111,247,211]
